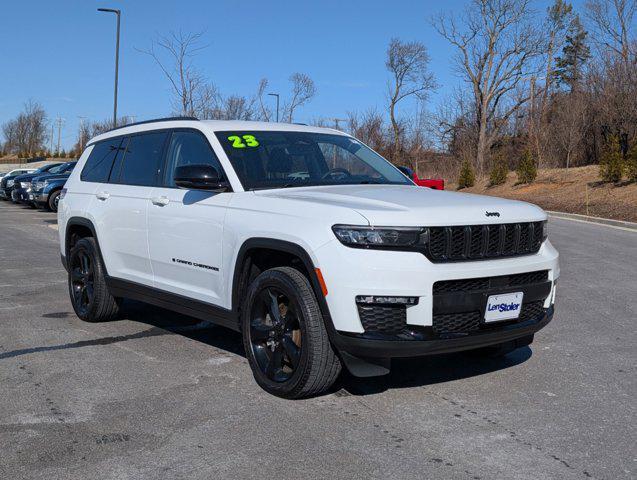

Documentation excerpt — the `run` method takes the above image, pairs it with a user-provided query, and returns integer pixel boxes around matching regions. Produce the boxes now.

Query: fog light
[356,295,418,305]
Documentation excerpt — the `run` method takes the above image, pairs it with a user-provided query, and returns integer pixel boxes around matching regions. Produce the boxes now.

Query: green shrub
[489,155,508,186]
[457,160,475,189]
[516,149,537,184]
[599,135,623,183]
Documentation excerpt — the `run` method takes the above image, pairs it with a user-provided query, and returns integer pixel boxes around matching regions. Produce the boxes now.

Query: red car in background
[398,166,445,190]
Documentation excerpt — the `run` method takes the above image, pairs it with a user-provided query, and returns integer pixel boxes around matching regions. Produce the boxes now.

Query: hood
[255,184,546,226]
[14,172,46,182]
[33,173,70,182]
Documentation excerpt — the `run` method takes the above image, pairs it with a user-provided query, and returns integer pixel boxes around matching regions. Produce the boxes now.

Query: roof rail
[102,116,199,134]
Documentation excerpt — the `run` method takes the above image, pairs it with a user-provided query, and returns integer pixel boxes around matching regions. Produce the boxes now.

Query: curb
[547,211,637,231]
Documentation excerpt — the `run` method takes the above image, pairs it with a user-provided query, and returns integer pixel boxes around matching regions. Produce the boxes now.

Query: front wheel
[241,267,341,398]
[48,190,61,212]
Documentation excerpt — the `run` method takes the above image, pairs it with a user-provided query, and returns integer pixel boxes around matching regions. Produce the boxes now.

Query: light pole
[98,8,121,128]
[267,93,280,122]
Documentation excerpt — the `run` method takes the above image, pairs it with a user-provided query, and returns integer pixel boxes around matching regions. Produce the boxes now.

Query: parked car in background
[398,166,445,190]
[1,163,61,201]
[0,168,36,180]
[11,162,71,206]
[30,162,77,211]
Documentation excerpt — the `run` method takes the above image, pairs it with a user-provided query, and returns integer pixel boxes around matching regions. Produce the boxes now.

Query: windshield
[48,162,73,174]
[215,131,412,190]
[37,164,58,173]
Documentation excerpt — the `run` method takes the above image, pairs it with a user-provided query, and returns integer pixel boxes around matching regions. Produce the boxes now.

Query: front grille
[433,270,548,294]
[432,301,546,336]
[432,311,481,335]
[358,304,406,335]
[425,222,544,262]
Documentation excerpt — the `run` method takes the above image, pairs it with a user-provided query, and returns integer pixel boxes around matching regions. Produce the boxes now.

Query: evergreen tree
[489,154,508,186]
[626,142,637,183]
[457,160,476,189]
[599,135,624,183]
[555,15,590,92]
[517,150,538,184]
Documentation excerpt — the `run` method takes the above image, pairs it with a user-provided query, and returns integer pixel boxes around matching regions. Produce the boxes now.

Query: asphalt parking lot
[0,201,635,480]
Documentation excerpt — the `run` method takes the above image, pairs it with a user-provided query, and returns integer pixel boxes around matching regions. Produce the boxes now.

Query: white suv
[58,117,559,398]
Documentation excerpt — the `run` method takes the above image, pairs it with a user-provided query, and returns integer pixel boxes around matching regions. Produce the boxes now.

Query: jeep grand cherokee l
[58,117,559,398]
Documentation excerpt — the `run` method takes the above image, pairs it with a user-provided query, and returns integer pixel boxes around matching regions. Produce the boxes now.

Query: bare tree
[553,92,589,167]
[585,0,636,63]
[284,73,316,123]
[139,31,215,117]
[433,0,543,174]
[74,119,91,155]
[347,109,387,153]
[386,38,436,162]
[256,78,272,121]
[1,100,48,156]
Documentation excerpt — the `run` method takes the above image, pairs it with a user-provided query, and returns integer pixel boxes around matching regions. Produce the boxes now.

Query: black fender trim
[231,238,340,340]
[106,276,238,331]
[65,216,111,275]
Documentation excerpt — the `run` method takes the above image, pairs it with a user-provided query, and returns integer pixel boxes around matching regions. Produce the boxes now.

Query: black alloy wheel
[70,249,94,317]
[249,287,302,383]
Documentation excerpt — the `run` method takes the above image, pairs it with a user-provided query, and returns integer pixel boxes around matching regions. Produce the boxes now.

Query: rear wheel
[68,237,120,322]
[242,267,341,398]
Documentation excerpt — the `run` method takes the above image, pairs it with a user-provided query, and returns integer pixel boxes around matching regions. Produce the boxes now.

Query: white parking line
[549,214,637,233]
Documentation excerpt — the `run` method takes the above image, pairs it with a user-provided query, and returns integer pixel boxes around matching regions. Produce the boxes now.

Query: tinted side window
[115,132,168,187]
[80,139,122,183]
[163,130,226,187]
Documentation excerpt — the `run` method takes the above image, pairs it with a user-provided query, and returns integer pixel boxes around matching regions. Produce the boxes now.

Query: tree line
[2,0,635,184]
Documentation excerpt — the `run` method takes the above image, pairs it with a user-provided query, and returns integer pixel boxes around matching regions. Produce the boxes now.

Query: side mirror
[174,164,230,191]
[397,166,414,179]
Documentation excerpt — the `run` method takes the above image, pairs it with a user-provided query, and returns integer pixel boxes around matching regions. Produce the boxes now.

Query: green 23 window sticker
[228,134,260,148]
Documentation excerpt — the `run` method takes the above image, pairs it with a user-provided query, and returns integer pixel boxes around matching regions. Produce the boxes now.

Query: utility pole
[56,117,65,155]
[50,124,54,156]
[331,118,347,131]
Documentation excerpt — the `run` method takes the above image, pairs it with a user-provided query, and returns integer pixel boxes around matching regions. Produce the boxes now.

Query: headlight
[7,180,14,187]
[332,225,428,250]
[542,220,548,241]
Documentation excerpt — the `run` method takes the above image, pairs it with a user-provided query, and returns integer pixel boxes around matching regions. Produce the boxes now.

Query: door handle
[151,196,169,206]
[96,191,110,201]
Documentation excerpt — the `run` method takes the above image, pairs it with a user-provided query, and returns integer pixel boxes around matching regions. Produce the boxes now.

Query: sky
[0,0,588,150]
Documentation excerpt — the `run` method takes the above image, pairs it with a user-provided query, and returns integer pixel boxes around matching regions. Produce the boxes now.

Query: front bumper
[29,191,48,203]
[316,239,559,333]
[332,305,553,359]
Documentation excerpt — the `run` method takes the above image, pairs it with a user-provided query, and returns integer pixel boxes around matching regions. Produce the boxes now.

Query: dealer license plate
[484,292,524,323]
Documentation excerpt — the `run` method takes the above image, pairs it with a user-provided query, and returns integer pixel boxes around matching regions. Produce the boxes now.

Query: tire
[469,334,534,358]
[47,190,61,212]
[241,266,341,398]
[68,237,120,322]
